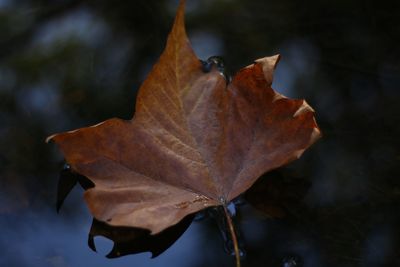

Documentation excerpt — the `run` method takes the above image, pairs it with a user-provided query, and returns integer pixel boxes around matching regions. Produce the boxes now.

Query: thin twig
[222,204,241,267]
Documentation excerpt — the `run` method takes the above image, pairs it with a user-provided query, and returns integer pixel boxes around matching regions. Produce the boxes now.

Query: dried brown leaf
[47,0,321,234]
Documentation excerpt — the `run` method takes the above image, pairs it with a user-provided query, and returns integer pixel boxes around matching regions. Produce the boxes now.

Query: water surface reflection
[1,0,399,266]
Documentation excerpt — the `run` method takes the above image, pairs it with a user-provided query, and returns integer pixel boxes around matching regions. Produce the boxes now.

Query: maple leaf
[56,165,194,258]
[47,0,321,263]
[88,215,194,258]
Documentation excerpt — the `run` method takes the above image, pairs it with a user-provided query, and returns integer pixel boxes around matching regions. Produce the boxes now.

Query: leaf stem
[222,204,241,267]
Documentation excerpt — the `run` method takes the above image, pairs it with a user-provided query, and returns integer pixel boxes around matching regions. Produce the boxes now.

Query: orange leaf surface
[47,0,321,234]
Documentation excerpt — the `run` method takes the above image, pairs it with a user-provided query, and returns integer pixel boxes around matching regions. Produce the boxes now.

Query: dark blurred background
[1,0,399,266]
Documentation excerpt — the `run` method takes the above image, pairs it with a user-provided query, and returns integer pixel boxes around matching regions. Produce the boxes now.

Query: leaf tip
[105,249,118,258]
[255,54,281,85]
[45,134,55,143]
[150,251,162,259]
[88,234,97,252]
[293,100,315,118]
[56,201,62,213]
[172,0,186,32]
[311,124,322,142]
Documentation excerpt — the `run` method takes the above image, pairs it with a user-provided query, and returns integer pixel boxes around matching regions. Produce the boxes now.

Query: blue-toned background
[1,0,399,266]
